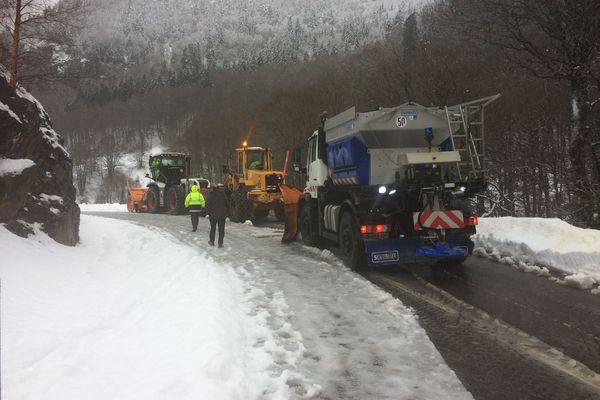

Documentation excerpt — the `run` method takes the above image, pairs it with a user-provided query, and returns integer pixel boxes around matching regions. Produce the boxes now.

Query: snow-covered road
[1,213,473,400]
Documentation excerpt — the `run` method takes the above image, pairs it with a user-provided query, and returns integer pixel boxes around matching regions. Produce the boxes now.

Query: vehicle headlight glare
[378,186,387,194]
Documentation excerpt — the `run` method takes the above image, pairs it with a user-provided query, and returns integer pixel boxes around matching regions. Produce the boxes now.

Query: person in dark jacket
[205,184,230,247]
[184,184,206,232]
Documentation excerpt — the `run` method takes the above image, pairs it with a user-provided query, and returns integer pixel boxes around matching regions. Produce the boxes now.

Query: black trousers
[190,212,201,231]
[209,217,226,244]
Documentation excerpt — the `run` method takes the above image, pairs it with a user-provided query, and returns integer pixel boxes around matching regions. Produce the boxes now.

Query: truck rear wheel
[252,209,269,221]
[339,212,366,270]
[166,185,186,215]
[146,185,161,213]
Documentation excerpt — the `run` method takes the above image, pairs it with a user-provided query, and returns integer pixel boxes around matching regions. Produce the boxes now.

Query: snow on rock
[0,65,79,245]
[475,217,600,289]
[0,158,35,177]
[0,215,305,400]
[38,193,64,204]
[0,100,22,123]
[39,126,68,156]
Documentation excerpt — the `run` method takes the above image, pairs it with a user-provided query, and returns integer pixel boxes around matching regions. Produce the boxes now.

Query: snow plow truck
[127,152,210,214]
[280,95,500,269]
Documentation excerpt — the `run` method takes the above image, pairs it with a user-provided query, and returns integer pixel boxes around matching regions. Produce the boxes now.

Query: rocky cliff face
[0,68,80,245]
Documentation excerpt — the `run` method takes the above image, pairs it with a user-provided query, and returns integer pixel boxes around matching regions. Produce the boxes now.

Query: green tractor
[134,152,209,214]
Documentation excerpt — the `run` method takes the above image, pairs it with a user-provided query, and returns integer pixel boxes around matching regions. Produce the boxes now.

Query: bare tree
[445,0,600,226]
[1,0,88,87]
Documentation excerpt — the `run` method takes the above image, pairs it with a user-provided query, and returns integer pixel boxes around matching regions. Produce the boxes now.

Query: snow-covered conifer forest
[2,0,598,227]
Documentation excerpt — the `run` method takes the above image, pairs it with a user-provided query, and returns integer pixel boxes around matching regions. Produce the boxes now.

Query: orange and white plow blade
[279,184,303,243]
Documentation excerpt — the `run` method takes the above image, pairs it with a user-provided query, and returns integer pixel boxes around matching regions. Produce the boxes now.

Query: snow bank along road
[83,212,600,400]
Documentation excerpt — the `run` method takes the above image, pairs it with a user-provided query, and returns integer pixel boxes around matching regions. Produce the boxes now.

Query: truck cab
[305,129,329,197]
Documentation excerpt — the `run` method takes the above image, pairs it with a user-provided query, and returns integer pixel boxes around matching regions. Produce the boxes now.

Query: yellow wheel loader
[224,142,286,223]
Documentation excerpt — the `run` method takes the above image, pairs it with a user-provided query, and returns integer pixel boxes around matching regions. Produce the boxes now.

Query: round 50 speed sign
[396,116,407,128]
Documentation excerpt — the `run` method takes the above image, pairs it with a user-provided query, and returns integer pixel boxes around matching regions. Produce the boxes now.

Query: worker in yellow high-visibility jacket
[184,184,206,232]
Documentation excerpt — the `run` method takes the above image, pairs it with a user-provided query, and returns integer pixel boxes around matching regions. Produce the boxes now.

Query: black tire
[338,212,366,270]
[146,185,161,213]
[252,209,269,221]
[274,204,285,221]
[166,185,186,215]
[230,189,251,223]
[300,205,320,247]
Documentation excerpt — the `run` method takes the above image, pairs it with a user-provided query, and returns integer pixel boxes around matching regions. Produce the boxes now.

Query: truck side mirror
[293,162,307,174]
[293,148,302,164]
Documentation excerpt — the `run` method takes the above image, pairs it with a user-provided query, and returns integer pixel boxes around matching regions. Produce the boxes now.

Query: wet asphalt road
[85,212,600,399]
[399,258,600,375]
[365,268,600,400]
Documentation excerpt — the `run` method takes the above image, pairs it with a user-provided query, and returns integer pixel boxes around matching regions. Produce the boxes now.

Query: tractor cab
[235,145,273,182]
[224,141,285,223]
[149,153,190,185]
[128,151,208,215]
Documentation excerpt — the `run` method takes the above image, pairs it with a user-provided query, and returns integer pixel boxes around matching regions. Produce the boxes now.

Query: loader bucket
[279,184,303,243]
[127,188,148,212]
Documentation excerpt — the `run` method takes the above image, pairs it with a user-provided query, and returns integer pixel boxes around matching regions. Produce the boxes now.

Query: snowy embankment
[0,216,310,400]
[474,217,600,292]
[79,203,127,212]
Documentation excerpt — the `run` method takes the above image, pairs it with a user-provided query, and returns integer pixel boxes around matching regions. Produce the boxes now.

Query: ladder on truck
[444,94,501,183]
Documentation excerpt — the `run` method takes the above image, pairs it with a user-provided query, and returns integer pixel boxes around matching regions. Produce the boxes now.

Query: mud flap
[279,184,303,243]
[365,238,420,267]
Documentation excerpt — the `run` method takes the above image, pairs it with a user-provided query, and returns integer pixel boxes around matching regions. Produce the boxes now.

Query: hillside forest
[1,0,599,227]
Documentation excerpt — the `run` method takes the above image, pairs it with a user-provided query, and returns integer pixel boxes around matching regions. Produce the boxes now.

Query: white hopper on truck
[279,95,500,269]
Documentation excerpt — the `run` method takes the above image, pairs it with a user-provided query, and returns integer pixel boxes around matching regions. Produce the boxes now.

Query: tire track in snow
[86,212,473,400]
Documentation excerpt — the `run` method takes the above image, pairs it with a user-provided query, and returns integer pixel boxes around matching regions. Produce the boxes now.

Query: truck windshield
[247,150,265,170]
[160,157,184,167]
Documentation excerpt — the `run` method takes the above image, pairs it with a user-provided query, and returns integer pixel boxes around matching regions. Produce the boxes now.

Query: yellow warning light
[242,141,248,147]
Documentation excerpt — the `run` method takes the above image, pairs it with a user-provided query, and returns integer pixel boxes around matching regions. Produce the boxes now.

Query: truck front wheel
[339,212,366,270]
[230,189,251,223]
[300,206,320,247]
[146,186,161,214]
